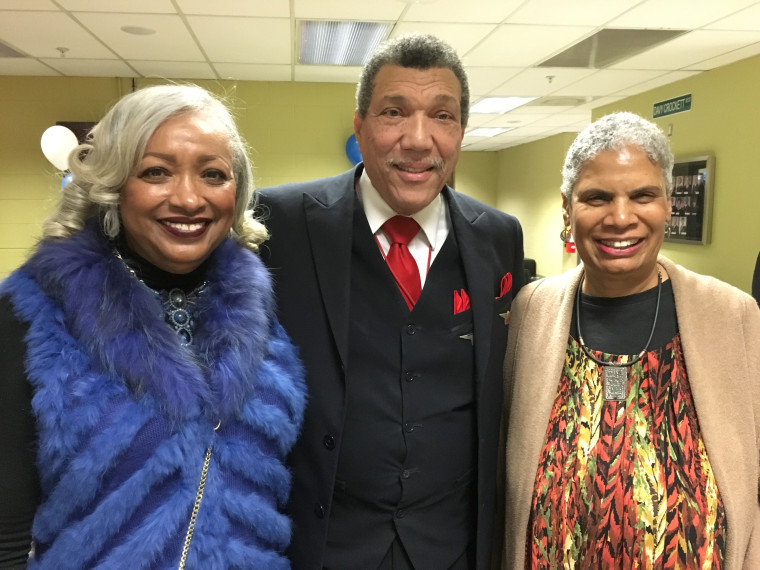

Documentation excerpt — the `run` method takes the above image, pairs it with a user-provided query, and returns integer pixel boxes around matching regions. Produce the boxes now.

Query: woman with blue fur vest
[0,84,306,569]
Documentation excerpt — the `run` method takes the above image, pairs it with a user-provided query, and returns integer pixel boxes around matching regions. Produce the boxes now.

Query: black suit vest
[324,203,477,569]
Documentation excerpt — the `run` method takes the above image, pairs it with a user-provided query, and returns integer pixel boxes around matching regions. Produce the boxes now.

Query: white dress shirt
[357,169,450,288]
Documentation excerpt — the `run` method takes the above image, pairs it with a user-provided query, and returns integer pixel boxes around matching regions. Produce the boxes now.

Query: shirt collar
[357,169,444,249]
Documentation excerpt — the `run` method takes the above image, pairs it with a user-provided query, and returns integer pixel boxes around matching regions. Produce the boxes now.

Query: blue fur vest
[0,222,306,569]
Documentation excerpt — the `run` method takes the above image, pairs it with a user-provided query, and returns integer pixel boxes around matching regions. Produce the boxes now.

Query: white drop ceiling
[2,0,760,150]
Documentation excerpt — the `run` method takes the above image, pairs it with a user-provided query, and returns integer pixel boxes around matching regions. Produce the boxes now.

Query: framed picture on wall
[665,154,715,245]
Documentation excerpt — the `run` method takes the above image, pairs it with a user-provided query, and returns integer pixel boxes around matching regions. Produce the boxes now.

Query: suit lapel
[303,169,357,371]
[445,189,496,395]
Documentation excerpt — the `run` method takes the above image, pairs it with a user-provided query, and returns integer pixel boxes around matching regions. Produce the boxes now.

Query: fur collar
[19,221,274,419]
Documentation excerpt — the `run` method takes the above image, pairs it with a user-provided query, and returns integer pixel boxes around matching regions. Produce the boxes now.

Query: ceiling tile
[488,67,597,97]
[706,3,760,30]
[506,0,643,26]
[612,29,760,70]
[685,42,760,70]
[482,112,553,128]
[402,0,521,24]
[178,0,289,18]
[0,11,116,58]
[392,22,497,56]
[214,63,292,82]
[463,24,595,66]
[608,0,759,29]
[295,65,362,83]
[294,0,404,21]
[58,0,175,12]
[466,113,503,127]
[612,70,699,96]
[0,0,57,9]
[188,16,291,64]
[553,69,666,96]
[574,95,625,112]
[75,13,203,60]
[528,111,591,128]
[0,58,59,75]
[466,66,522,96]
[498,124,555,136]
[130,60,216,79]
[41,57,138,77]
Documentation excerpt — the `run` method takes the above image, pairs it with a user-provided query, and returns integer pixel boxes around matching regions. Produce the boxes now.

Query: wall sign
[653,94,692,118]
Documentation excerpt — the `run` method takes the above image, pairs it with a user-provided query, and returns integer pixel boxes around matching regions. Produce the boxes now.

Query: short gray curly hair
[43,84,267,252]
[561,111,674,199]
[356,33,470,127]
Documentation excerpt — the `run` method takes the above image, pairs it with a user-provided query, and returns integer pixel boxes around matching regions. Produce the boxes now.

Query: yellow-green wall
[495,133,578,278]
[456,151,499,206]
[0,75,499,277]
[495,53,760,293]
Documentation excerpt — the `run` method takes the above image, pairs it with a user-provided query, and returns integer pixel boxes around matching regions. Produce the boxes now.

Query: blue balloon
[61,173,73,189]
[345,134,362,165]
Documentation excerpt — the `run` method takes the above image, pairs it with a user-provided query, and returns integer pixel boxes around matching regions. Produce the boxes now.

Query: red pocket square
[497,272,513,299]
[453,288,471,314]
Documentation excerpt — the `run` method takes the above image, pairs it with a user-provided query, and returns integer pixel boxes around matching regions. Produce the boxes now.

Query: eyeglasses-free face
[563,143,672,297]
[120,113,236,274]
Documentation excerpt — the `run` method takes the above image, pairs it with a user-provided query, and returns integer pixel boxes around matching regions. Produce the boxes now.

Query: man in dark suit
[256,33,524,569]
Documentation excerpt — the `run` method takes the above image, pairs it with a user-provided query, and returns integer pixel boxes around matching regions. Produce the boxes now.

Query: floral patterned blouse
[527,286,725,569]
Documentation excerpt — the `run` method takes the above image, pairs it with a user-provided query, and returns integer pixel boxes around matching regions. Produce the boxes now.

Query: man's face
[354,64,465,216]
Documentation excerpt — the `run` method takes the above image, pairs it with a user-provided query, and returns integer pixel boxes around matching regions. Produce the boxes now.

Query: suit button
[404,372,416,383]
[323,434,335,450]
[404,422,414,433]
[401,469,411,479]
[314,503,326,519]
[405,324,417,335]
[395,509,406,519]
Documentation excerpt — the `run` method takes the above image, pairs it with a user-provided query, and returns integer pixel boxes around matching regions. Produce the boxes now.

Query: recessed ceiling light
[121,26,156,36]
[299,21,390,66]
[466,127,511,138]
[470,97,535,114]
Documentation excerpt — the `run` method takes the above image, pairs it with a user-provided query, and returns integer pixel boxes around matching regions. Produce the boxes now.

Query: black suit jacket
[255,165,524,569]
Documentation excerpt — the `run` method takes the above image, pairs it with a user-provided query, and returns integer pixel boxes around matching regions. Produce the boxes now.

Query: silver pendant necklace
[575,270,662,401]
[113,249,207,346]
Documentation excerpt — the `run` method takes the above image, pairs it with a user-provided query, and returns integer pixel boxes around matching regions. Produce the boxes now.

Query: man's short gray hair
[356,33,470,127]
[561,111,674,199]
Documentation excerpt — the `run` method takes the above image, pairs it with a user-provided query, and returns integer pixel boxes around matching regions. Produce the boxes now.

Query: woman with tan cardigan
[502,112,760,569]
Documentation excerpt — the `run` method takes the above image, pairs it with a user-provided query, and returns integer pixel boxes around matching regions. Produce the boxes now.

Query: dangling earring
[560,227,571,244]
[665,221,672,238]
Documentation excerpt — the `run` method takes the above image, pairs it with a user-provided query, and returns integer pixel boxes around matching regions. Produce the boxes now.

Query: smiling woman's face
[563,143,672,297]
[120,113,236,274]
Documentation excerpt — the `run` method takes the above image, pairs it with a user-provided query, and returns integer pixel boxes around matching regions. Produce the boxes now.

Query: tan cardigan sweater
[501,256,760,569]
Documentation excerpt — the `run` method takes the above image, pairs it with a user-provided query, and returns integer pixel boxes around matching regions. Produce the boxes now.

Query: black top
[570,278,677,354]
[752,251,760,306]
[0,241,207,568]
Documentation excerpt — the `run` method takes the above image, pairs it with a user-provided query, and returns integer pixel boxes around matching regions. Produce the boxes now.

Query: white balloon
[40,125,79,171]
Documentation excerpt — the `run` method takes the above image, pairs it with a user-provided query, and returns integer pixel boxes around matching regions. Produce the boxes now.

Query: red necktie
[382,216,422,310]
